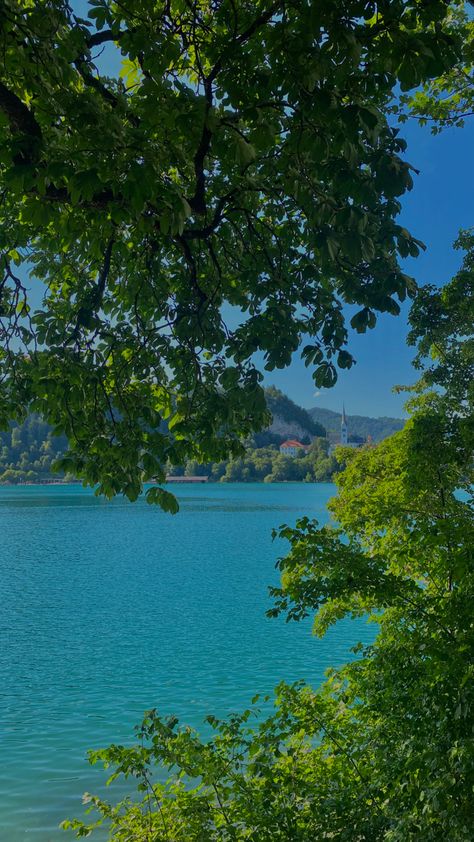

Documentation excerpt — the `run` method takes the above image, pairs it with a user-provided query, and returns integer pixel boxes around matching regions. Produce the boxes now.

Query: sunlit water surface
[0,482,374,840]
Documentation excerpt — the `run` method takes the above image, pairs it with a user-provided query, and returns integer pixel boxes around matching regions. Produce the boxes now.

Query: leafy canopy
[0,0,460,504]
[397,1,474,132]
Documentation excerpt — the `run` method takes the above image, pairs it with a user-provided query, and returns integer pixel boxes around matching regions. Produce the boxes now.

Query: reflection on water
[0,482,374,840]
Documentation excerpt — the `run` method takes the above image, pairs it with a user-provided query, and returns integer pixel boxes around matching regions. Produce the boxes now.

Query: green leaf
[145,486,179,513]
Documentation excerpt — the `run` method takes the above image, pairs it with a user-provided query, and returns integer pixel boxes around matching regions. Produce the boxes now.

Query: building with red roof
[279,439,310,457]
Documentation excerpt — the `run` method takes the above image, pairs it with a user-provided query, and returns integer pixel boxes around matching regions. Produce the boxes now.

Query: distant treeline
[0,415,339,485]
[0,415,68,484]
[169,438,339,483]
[1,388,401,485]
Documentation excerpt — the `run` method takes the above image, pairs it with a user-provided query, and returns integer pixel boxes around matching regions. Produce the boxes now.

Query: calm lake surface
[0,482,374,841]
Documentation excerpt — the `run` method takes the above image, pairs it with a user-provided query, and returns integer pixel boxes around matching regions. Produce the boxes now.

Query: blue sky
[269,119,474,416]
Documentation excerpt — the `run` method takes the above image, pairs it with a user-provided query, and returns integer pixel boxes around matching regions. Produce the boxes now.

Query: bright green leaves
[119,58,141,88]
[265,332,474,837]
[394,4,474,132]
[408,229,474,419]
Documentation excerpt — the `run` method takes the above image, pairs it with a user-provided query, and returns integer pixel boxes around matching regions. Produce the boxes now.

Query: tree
[0,0,460,506]
[397,1,474,133]
[63,242,474,841]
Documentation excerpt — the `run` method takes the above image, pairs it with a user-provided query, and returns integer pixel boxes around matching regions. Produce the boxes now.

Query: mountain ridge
[308,405,404,443]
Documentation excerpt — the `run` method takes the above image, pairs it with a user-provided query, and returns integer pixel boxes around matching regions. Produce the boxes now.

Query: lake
[0,482,374,840]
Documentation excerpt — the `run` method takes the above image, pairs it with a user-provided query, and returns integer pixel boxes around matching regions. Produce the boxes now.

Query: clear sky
[268,119,474,416]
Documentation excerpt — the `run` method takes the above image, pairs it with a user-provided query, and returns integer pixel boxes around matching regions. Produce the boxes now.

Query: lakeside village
[278,406,367,457]
[1,407,369,487]
[169,406,370,484]
[0,400,382,486]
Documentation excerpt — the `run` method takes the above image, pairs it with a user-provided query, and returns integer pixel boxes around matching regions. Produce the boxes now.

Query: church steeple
[341,404,348,445]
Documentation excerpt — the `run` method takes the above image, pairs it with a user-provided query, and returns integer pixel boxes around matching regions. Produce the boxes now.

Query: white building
[279,439,310,457]
[341,404,348,445]
[328,406,362,454]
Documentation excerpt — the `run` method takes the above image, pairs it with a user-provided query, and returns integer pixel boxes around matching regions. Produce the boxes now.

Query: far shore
[0,477,335,488]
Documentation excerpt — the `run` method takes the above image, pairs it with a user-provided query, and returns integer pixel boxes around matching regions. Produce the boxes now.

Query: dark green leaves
[350,307,377,333]
[313,361,338,388]
[145,486,179,514]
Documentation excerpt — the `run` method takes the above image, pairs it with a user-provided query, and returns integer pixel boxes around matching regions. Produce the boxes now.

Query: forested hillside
[263,386,326,442]
[0,416,68,484]
[309,406,404,442]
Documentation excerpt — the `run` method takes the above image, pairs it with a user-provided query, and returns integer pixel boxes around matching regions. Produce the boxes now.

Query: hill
[253,387,326,446]
[309,406,404,443]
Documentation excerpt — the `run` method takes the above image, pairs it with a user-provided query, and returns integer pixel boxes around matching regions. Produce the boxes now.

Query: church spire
[341,404,348,445]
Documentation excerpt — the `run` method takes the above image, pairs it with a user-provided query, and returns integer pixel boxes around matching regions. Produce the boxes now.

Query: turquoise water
[0,483,374,840]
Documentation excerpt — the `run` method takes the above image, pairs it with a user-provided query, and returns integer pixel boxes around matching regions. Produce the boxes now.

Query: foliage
[63,246,474,838]
[0,420,338,485]
[0,0,461,506]
[407,227,474,409]
[0,413,67,483]
[309,405,404,442]
[397,2,474,132]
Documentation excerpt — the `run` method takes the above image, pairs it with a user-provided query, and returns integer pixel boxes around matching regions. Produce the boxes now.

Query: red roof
[280,439,307,448]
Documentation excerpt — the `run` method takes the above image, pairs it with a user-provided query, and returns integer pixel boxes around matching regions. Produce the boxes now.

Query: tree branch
[188,2,282,214]
[86,29,127,49]
[188,79,213,215]
[0,80,42,162]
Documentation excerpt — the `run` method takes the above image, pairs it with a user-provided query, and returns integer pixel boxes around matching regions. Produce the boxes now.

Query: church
[329,406,365,454]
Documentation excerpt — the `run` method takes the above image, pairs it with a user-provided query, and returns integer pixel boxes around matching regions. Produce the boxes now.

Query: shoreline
[0,478,335,488]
